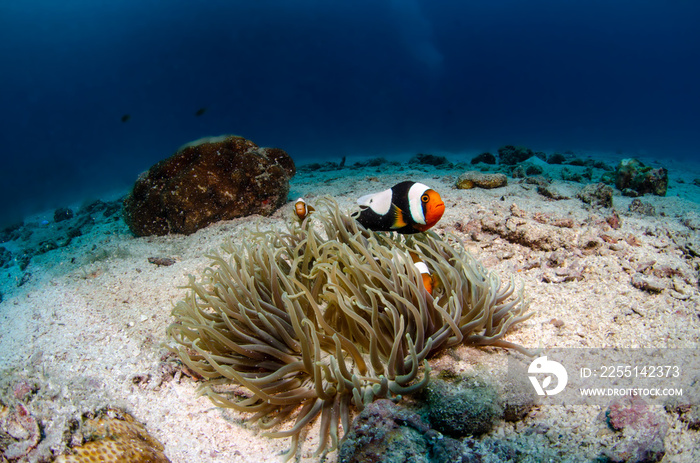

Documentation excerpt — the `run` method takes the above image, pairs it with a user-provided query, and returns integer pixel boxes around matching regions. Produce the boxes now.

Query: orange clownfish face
[294,198,315,221]
[413,188,445,232]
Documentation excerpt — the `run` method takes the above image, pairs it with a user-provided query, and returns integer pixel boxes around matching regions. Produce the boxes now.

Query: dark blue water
[1,0,698,226]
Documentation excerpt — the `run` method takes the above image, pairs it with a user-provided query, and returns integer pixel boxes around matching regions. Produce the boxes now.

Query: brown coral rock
[123,135,295,236]
[55,409,170,463]
[456,171,507,189]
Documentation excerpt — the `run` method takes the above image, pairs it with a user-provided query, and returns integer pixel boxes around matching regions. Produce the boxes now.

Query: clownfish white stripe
[413,261,430,275]
[357,189,393,215]
[408,182,430,225]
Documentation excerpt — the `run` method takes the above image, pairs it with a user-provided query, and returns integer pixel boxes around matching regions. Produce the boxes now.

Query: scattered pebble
[629,199,656,216]
[630,273,666,293]
[536,185,569,200]
[550,318,565,328]
[148,257,177,267]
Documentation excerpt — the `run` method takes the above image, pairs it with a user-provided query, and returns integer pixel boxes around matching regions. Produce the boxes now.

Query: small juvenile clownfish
[294,198,315,221]
[410,251,436,295]
[352,181,445,234]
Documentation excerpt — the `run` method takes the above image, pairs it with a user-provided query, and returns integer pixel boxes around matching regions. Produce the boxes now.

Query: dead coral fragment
[167,198,531,460]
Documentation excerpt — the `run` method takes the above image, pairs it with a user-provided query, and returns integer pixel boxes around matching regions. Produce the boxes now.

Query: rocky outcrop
[123,135,295,236]
[497,145,546,165]
[471,152,496,165]
[615,158,668,197]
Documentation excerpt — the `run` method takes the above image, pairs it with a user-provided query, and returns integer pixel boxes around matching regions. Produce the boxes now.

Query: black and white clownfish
[352,181,445,234]
[294,198,315,221]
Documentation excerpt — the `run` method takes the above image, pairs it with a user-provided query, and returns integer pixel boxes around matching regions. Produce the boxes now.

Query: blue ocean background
[1,0,698,227]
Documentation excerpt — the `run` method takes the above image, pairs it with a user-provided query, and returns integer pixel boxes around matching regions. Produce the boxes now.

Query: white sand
[1,152,699,462]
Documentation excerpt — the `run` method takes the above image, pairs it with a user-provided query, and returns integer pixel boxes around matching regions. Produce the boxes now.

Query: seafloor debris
[629,198,656,216]
[665,375,700,429]
[630,273,667,293]
[577,182,614,208]
[603,396,667,463]
[0,401,41,460]
[536,184,570,200]
[147,256,176,267]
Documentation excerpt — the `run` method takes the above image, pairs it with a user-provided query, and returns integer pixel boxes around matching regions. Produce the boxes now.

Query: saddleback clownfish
[352,181,445,234]
[410,251,436,295]
[294,198,315,221]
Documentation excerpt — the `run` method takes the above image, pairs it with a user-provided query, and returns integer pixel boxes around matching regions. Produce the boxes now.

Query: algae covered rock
[615,158,668,197]
[338,399,464,463]
[471,152,496,165]
[547,153,567,164]
[497,145,545,165]
[123,135,295,236]
[409,152,450,167]
[456,171,507,189]
[425,377,503,437]
[576,183,614,208]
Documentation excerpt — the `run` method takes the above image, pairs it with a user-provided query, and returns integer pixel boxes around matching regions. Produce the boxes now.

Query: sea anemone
[166,197,531,460]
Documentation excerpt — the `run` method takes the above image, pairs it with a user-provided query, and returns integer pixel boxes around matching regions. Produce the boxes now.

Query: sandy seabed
[1,151,699,462]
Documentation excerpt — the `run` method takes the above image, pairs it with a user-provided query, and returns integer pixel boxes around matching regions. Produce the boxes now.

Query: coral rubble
[55,408,170,463]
